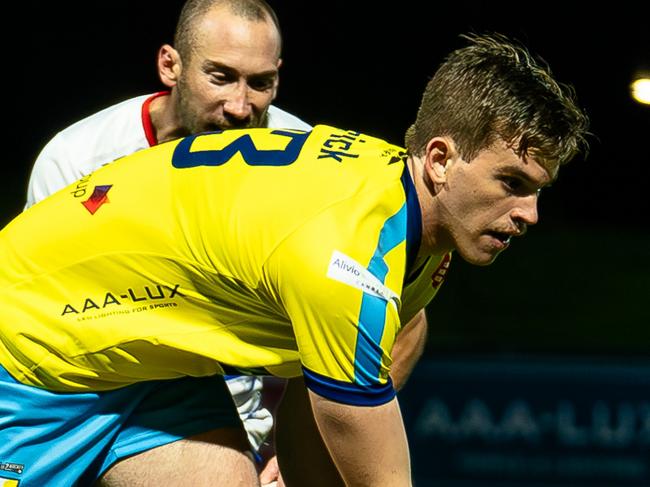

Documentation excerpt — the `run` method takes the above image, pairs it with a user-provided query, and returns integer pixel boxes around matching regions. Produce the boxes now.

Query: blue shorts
[0,366,242,486]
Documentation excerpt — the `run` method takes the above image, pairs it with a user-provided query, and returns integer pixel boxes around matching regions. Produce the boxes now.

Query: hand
[260,455,285,487]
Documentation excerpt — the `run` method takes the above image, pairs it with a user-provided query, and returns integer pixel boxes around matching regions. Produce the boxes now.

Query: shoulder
[26,94,157,206]
[266,105,312,130]
[38,94,154,169]
[56,94,152,142]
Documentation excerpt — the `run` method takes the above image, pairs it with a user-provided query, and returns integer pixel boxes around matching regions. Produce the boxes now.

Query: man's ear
[423,137,458,185]
[157,44,182,88]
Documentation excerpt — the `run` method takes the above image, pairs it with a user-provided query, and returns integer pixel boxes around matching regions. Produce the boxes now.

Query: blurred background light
[631,71,650,105]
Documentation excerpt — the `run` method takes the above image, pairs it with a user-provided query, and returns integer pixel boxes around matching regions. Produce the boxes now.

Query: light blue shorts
[0,365,242,486]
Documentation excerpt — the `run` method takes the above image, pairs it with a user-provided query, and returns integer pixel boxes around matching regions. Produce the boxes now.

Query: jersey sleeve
[264,197,408,407]
[25,95,153,210]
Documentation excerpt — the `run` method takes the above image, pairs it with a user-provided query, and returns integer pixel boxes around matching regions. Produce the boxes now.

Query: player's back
[0,126,410,392]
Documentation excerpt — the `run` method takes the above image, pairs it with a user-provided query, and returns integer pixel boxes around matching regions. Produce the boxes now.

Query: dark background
[6,1,649,358]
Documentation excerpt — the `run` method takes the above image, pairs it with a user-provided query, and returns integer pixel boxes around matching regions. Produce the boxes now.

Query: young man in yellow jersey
[0,33,588,486]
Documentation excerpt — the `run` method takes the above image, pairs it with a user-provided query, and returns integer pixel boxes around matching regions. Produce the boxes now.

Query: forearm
[275,377,344,487]
[309,391,411,487]
[390,308,428,390]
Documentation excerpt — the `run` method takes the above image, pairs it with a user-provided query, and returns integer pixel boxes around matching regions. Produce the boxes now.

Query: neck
[148,91,187,144]
[406,154,452,261]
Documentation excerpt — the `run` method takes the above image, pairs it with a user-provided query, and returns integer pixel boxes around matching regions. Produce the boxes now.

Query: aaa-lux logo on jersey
[62,284,182,315]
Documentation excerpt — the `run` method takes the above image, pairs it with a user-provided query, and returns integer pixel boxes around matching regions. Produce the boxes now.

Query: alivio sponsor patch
[326,250,399,306]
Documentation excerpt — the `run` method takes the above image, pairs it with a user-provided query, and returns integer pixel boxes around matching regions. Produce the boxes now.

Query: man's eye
[248,78,275,91]
[211,76,226,85]
[500,176,541,197]
[502,177,522,191]
[502,177,535,195]
[210,73,233,85]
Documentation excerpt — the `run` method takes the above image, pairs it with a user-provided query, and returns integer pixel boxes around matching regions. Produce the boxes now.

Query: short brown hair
[405,33,589,169]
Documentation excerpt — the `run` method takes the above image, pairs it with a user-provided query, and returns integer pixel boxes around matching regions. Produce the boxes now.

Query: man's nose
[511,194,539,228]
[223,82,252,120]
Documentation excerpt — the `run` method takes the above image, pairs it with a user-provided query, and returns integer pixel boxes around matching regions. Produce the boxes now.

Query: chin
[458,249,501,267]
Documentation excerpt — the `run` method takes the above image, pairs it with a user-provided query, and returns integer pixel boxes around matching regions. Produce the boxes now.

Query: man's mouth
[486,231,512,247]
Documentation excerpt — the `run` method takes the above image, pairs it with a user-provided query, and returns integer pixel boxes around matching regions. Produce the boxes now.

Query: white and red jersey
[26,92,312,208]
[23,92,311,451]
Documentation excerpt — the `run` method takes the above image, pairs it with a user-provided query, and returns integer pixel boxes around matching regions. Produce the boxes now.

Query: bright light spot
[631,78,650,105]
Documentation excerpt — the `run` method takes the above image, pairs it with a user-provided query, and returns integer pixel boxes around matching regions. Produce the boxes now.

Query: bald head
[174,0,282,62]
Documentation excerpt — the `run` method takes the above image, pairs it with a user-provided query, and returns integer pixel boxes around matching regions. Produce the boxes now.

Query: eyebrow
[201,60,278,79]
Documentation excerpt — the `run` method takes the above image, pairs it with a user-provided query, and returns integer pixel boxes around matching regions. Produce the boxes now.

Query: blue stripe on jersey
[302,365,395,406]
[354,203,407,386]
[400,165,422,277]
